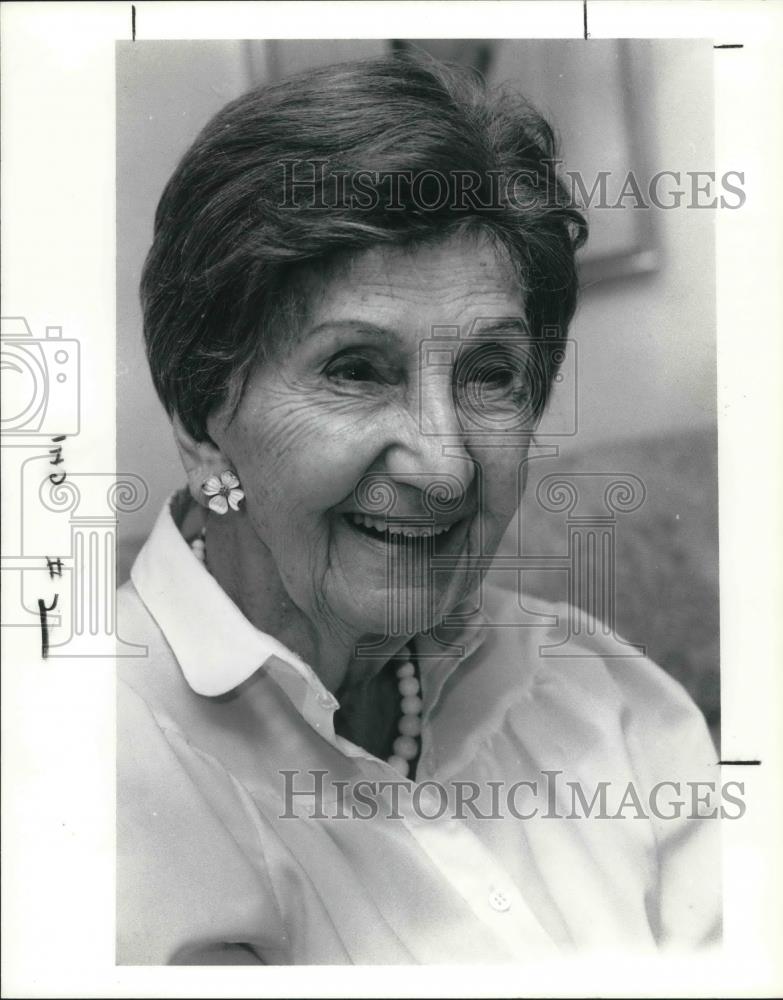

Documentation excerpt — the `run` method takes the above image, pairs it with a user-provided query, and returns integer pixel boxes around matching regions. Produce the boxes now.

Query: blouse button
[489,889,511,913]
[317,692,334,709]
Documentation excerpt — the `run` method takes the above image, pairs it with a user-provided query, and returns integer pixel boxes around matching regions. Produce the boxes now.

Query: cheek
[475,448,528,523]
[226,402,385,525]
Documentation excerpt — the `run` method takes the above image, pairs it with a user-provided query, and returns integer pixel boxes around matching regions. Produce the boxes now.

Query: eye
[323,350,400,386]
[469,362,517,390]
[324,354,381,384]
[455,345,530,400]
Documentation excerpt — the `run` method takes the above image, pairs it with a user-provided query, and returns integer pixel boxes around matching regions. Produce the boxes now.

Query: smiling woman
[117,54,720,965]
[190,235,530,677]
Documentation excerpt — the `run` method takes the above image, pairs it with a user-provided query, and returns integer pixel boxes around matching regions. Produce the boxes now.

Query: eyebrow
[467,317,532,338]
[302,320,400,341]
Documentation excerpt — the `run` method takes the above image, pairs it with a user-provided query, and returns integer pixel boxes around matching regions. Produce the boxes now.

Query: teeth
[350,514,454,538]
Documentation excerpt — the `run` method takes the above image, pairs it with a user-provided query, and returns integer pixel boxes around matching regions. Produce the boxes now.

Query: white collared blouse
[117,492,721,964]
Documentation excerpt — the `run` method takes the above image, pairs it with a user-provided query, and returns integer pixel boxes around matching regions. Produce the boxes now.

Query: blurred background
[116,39,719,743]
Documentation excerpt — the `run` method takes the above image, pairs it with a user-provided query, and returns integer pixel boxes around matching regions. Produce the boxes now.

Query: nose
[383,375,475,510]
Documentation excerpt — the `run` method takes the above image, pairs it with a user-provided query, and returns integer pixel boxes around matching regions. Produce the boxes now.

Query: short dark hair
[141,55,587,440]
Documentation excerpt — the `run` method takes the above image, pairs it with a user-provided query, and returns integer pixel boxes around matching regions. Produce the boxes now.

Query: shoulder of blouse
[116,580,291,964]
[477,578,717,768]
[473,581,722,949]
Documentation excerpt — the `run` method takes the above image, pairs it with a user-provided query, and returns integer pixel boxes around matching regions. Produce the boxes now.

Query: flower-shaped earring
[201,471,245,514]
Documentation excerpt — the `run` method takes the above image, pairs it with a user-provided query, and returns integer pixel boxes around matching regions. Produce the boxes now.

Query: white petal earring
[201,470,245,515]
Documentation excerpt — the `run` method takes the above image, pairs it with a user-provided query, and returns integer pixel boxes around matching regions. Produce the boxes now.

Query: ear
[172,415,232,508]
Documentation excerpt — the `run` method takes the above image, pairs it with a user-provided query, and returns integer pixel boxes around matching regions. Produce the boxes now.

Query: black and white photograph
[115,36,726,965]
[2,2,783,996]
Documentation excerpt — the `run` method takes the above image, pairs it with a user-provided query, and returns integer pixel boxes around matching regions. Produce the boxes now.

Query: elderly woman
[118,56,720,964]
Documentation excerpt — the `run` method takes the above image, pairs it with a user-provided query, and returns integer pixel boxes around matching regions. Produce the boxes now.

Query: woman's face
[208,231,537,642]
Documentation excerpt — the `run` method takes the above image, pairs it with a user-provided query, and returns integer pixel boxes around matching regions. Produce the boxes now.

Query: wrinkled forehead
[288,229,529,347]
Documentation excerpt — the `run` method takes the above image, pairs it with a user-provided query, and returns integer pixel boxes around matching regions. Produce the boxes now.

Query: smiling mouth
[343,512,461,545]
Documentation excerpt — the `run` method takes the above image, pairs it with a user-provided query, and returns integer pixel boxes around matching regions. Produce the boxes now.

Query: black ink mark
[46,557,64,579]
[132,4,136,42]
[583,0,589,40]
[713,44,743,49]
[718,759,761,765]
[38,595,59,658]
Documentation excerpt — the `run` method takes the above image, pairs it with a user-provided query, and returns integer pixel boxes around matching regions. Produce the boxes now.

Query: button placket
[488,888,511,913]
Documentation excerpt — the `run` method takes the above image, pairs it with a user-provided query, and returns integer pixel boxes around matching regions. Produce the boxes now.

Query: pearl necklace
[189,530,422,777]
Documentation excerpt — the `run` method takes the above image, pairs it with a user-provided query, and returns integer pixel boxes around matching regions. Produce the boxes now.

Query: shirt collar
[130,491,488,715]
[130,491,335,705]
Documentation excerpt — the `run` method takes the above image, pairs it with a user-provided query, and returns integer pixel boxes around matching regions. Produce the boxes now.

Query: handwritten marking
[38,595,58,658]
[39,435,68,657]
[46,557,64,579]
